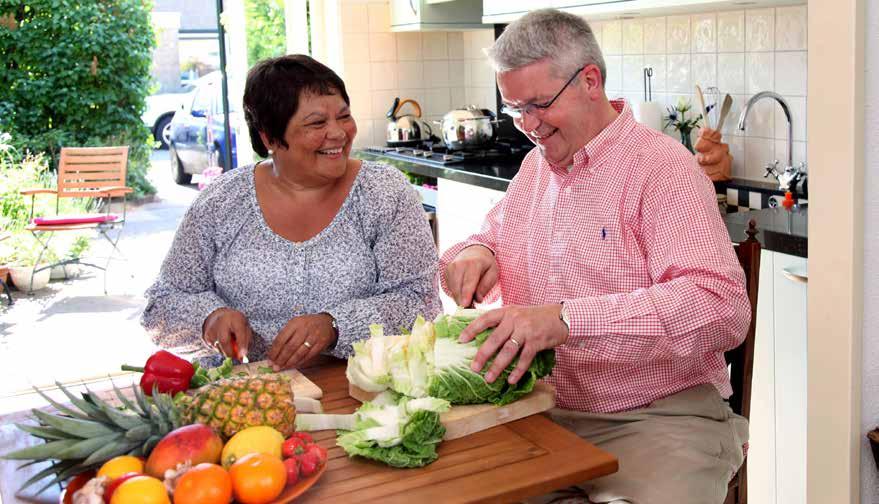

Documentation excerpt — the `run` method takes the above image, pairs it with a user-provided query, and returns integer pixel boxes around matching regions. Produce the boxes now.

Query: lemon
[97,455,145,480]
[221,426,284,468]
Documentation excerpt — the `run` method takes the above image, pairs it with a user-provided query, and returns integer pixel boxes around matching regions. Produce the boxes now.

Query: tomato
[304,444,328,466]
[103,472,142,504]
[282,437,307,458]
[173,463,232,504]
[229,452,287,504]
[290,432,313,444]
[298,451,319,477]
[283,457,300,486]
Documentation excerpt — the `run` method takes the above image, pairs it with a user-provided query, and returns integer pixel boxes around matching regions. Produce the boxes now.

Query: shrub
[0,0,157,198]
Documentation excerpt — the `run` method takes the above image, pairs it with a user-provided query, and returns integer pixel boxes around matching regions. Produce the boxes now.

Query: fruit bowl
[59,463,327,504]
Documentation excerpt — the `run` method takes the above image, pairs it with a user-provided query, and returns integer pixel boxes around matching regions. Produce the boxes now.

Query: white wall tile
[605,55,623,91]
[692,54,717,90]
[667,15,691,53]
[644,55,667,93]
[463,30,493,60]
[396,61,423,89]
[744,137,775,179]
[370,61,398,90]
[775,5,807,51]
[447,32,465,59]
[424,60,450,88]
[422,32,448,60]
[692,13,717,53]
[472,59,495,87]
[741,98,775,138]
[371,89,399,120]
[397,90,426,116]
[343,62,372,92]
[727,187,739,204]
[396,32,422,61]
[348,90,371,123]
[424,87,451,117]
[718,53,746,95]
[352,118,373,150]
[723,94,747,137]
[747,52,774,93]
[369,33,397,61]
[718,11,745,52]
[667,54,691,93]
[341,4,369,34]
[602,20,623,55]
[774,139,807,167]
[774,51,807,96]
[367,3,390,33]
[588,20,603,48]
[623,55,646,93]
[728,136,745,177]
[749,191,763,209]
[774,95,807,142]
[623,19,644,55]
[746,8,775,52]
[450,87,466,108]
[643,17,666,54]
[343,33,370,63]
[448,59,466,87]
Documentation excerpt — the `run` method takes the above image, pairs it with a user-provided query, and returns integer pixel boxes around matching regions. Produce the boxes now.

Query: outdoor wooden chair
[20,146,132,294]
[724,219,761,504]
[0,229,12,305]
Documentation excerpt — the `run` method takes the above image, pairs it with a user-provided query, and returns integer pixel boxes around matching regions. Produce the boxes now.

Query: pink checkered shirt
[439,101,750,413]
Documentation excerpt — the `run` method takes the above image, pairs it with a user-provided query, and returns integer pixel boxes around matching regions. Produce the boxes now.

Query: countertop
[354,150,520,192]
[724,206,808,258]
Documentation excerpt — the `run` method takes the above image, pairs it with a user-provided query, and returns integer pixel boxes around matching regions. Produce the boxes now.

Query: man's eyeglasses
[500,66,584,120]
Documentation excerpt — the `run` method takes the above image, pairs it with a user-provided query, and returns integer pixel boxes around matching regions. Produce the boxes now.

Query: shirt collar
[547,99,636,179]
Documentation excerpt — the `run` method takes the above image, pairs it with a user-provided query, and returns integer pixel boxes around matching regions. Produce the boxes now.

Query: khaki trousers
[531,384,749,504]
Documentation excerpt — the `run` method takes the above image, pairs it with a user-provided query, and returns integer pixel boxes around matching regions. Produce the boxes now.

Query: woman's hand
[203,308,253,361]
[459,305,569,385]
[268,313,337,371]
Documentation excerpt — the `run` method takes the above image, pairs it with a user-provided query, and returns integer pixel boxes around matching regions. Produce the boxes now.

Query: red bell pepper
[121,350,195,396]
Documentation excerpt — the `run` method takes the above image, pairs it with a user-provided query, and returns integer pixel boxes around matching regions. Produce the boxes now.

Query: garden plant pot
[9,265,50,291]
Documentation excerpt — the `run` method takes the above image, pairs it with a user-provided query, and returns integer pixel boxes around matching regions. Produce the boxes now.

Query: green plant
[245,0,286,66]
[65,235,90,260]
[0,0,157,198]
[664,97,703,154]
[0,231,58,267]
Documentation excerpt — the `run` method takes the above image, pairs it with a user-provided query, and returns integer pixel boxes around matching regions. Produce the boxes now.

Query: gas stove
[364,139,530,166]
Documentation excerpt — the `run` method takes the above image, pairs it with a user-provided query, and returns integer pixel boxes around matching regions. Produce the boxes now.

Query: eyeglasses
[500,66,584,120]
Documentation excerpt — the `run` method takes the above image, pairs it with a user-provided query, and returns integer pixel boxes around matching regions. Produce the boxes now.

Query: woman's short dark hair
[243,54,350,157]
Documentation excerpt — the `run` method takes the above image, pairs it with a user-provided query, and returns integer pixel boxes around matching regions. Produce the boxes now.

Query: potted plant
[50,235,90,280]
[664,97,703,154]
[2,232,56,292]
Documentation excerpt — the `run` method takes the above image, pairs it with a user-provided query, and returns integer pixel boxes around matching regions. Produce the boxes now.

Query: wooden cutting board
[232,361,323,399]
[349,382,555,440]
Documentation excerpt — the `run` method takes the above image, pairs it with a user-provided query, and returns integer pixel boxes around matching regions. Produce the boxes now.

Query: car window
[191,86,212,115]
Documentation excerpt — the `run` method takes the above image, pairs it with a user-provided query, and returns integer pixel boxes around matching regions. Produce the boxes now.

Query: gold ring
[213,340,223,353]
[303,341,312,349]
[509,337,520,347]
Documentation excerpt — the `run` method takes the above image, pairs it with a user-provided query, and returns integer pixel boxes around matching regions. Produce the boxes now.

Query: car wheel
[154,115,173,150]
[170,146,192,185]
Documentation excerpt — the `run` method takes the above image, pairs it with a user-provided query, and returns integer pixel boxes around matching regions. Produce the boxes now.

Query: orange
[229,452,287,504]
[97,455,145,480]
[173,463,232,504]
[109,475,170,504]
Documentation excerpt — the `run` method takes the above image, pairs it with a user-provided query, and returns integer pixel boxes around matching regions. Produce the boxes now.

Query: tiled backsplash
[334,1,807,184]
[595,6,808,182]
[337,0,496,150]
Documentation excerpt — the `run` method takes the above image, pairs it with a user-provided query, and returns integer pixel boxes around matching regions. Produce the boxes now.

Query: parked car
[168,72,240,185]
[142,87,193,149]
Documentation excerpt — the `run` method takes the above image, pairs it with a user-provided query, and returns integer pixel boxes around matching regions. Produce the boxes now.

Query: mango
[144,424,223,478]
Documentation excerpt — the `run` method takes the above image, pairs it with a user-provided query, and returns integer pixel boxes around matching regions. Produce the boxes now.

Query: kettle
[435,105,503,150]
[386,97,432,147]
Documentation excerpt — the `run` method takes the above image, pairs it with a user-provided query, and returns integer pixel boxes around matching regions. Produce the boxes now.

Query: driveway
[0,150,201,399]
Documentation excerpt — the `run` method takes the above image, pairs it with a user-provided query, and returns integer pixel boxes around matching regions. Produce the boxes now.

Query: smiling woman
[142,54,441,371]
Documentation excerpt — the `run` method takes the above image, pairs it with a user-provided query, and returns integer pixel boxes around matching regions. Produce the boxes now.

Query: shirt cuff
[561,296,610,348]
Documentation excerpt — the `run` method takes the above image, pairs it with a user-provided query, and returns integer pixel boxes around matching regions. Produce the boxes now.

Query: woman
[142,55,441,370]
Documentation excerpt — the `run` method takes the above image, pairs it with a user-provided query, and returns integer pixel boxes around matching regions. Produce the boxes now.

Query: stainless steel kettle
[435,105,502,150]
[386,97,432,146]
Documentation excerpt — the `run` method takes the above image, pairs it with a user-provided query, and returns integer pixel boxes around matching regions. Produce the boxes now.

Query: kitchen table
[0,358,618,504]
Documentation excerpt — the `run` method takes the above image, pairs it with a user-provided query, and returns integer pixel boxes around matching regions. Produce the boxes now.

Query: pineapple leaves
[82,387,143,430]
[111,381,145,417]
[30,410,116,439]
[32,387,90,421]
[82,438,139,466]
[55,382,112,424]
[54,434,122,460]
[1,439,79,460]
[18,460,78,493]
[14,424,70,441]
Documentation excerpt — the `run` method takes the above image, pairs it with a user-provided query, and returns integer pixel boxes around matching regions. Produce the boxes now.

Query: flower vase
[680,130,695,154]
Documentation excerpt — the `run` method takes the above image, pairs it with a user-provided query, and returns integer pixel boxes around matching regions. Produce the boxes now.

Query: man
[441,9,750,504]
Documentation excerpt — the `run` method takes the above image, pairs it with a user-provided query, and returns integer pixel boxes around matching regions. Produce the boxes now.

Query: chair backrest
[725,219,761,419]
[57,146,129,198]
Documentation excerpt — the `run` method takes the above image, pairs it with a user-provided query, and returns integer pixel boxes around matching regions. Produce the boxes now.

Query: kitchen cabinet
[748,249,807,504]
[390,0,489,32]
[436,178,505,310]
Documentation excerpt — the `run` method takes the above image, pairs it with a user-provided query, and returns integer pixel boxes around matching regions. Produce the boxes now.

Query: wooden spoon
[695,85,711,129]
[715,94,734,132]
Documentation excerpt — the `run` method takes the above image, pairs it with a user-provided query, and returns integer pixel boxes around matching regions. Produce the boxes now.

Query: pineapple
[1,374,296,494]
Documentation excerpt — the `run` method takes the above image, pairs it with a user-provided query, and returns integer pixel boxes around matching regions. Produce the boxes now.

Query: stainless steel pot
[386,98,432,146]
[436,106,502,150]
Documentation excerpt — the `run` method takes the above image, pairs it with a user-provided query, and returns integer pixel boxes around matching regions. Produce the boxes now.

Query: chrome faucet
[738,91,807,196]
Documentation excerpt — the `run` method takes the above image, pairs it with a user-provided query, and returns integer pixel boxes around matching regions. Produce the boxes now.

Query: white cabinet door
[483,0,532,17]
[748,249,778,504]
[390,0,421,27]
[772,252,807,504]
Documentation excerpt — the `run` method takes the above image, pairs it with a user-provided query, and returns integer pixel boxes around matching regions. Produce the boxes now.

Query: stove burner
[365,138,530,166]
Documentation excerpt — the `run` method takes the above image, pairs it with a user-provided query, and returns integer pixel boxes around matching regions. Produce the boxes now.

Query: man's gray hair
[485,9,606,86]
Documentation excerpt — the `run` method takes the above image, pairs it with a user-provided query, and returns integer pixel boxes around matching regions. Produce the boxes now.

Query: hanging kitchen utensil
[633,67,662,131]
[386,98,433,147]
[434,105,504,150]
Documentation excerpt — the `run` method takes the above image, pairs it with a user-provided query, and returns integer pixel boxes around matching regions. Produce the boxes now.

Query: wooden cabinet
[748,249,808,504]
[390,0,488,31]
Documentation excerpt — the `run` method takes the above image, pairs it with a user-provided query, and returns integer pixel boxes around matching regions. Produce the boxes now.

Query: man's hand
[268,313,337,371]
[444,245,498,307]
[459,305,569,385]
[203,308,253,361]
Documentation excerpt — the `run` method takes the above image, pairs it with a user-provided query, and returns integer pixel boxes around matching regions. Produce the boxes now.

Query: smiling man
[440,9,750,504]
